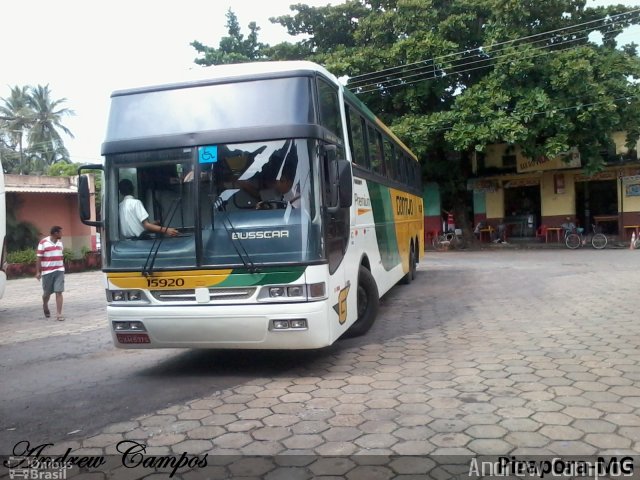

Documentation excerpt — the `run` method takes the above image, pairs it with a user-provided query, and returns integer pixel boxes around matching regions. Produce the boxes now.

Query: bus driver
[118,179,179,239]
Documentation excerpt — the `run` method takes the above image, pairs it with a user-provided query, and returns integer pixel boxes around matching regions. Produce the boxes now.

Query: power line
[352,26,638,93]
[354,26,638,94]
[355,25,635,95]
[347,8,640,87]
[349,18,638,92]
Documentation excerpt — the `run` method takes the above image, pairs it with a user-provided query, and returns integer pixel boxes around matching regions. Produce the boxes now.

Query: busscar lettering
[231,230,290,240]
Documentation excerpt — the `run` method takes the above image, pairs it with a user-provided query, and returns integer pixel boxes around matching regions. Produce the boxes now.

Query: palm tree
[0,86,32,173]
[27,85,74,172]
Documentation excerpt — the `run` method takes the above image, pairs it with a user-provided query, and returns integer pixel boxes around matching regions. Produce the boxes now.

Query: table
[546,227,563,243]
[479,227,494,242]
[504,217,526,237]
[593,215,618,231]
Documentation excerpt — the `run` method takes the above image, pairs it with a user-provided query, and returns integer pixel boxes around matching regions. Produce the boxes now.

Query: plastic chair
[478,226,494,242]
[535,225,548,242]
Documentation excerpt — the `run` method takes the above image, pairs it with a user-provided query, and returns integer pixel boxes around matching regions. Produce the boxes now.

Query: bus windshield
[107,139,322,270]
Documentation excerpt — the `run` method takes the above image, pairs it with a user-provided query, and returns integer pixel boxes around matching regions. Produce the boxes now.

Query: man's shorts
[42,271,65,295]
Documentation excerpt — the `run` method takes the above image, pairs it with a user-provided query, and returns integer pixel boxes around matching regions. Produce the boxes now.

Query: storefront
[469,140,640,239]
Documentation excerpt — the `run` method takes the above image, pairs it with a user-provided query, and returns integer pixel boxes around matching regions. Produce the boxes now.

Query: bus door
[321,143,353,329]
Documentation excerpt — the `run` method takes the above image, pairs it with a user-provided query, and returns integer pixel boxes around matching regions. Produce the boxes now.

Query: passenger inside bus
[256,173,300,209]
[238,140,300,209]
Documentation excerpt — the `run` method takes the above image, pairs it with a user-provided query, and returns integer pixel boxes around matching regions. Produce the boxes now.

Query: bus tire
[343,266,379,338]
[400,244,416,284]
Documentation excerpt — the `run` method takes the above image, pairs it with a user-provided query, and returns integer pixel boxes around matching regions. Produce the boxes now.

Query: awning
[5,186,77,194]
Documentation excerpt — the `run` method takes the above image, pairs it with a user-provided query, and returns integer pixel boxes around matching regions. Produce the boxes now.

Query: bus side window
[347,107,368,168]
[317,79,343,140]
[383,138,396,180]
[367,124,384,176]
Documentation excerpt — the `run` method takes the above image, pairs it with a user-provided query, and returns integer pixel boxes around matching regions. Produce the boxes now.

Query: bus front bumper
[108,301,332,349]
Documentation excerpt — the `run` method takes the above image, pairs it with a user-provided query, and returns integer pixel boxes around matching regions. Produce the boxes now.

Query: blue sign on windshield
[198,146,218,164]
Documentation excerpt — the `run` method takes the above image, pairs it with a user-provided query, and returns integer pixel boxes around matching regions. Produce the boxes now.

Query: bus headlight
[110,290,126,301]
[113,321,147,331]
[107,290,146,302]
[287,286,304,297]
[259,283,326,302]
[269,287,286,297]
[128,291,142,301]
[270,319,308,330]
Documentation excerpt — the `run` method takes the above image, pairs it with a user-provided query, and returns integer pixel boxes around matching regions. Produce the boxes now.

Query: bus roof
[111,61,341,97]
[109,60,417,162]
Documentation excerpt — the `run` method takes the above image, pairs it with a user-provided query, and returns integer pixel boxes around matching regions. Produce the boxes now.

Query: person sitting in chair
[119,179,179,238]
[256,172,301,209]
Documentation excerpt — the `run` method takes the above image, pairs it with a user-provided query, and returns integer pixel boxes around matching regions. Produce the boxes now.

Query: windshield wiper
[213,195,259,274]
[142,196,182,277]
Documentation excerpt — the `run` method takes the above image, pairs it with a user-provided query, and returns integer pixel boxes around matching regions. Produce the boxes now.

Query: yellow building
[469,134,640,242]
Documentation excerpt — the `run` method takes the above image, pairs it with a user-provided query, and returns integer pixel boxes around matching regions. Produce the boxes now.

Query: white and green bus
[79,61,423,349]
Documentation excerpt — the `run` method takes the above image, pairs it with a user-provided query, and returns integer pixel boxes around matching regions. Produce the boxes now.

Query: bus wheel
[400,245,416,285]
[343,266,379,338]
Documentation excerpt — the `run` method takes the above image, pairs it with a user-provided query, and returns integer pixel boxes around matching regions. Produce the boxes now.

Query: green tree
[27,85,74,173]
[5,195,40,252]
[47,161,102,213]
[0,86,32,174]
[191,9,266,65]
[47,162,78,177]
[0,85,74,174]
[270,0,640,230]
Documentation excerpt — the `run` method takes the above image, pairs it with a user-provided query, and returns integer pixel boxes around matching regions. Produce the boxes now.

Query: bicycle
[565,224,607,250]
[433,229,464,250]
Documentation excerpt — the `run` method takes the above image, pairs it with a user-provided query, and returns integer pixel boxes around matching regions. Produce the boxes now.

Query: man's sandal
[56,316,65,322]
[43,306,50,318]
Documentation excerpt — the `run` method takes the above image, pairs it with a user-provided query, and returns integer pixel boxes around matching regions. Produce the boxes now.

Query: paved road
[1,250,639,478]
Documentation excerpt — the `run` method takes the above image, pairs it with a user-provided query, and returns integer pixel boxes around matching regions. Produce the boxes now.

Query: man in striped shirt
[36,226,65,321]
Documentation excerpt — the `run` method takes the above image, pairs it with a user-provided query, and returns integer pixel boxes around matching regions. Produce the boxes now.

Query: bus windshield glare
[107,139,322,269]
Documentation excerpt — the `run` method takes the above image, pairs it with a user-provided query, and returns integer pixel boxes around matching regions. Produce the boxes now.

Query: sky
[1,0,638,165]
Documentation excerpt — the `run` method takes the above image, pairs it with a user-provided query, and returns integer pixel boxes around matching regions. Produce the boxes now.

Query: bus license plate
[116,333,150,344]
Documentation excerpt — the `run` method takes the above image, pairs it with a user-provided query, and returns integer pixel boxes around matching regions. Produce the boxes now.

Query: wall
[485,189,504,220]
[14,193,92,254]
[540,171,575,217]
[423,182,441,238]
[7,174,97,255]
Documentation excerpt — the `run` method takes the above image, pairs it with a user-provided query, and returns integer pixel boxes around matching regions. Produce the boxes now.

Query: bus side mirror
[327,159,352,213]
[78,165,103,227]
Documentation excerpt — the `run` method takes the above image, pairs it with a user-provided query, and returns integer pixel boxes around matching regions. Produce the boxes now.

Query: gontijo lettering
[395,195,415,216]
